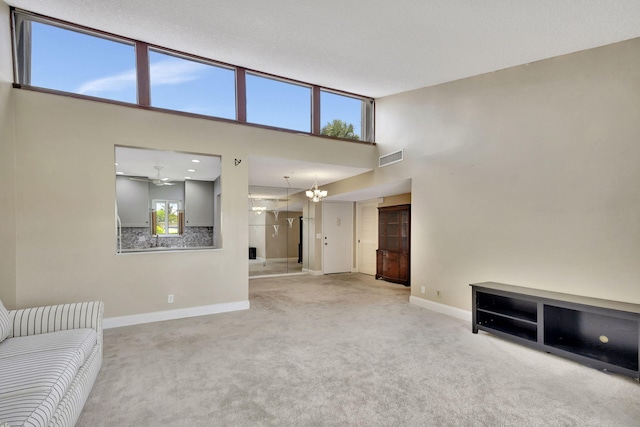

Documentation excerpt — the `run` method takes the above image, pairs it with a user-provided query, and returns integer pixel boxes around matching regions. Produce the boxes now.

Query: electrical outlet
[436,290,441,298]
[420,286,426,294]
[168,294,174,303]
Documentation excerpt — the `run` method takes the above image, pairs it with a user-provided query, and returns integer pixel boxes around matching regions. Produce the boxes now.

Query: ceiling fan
[129,165,175,186]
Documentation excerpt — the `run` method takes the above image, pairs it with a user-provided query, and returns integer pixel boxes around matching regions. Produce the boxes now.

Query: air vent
[379,149,404,167]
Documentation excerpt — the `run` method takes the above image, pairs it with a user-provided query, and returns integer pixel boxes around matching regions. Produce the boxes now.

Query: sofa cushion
[0,329,96,364]
[0,300,10,343]
[0,329,97,427]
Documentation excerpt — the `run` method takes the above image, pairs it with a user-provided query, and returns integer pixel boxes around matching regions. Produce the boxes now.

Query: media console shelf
[471,282,640,379]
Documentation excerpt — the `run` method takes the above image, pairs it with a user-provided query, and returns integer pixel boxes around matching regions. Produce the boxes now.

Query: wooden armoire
[376,204,410,286]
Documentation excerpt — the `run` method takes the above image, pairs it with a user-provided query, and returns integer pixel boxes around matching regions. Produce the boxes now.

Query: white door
[323,202,353,274]
[357,200,378,275]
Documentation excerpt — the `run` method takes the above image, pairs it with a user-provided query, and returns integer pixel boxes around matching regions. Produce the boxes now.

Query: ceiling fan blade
[128,166,174,185]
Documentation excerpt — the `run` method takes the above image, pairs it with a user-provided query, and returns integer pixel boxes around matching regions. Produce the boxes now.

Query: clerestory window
[14,15,136,103]
[246,73,312,132]
[320,90,374,142]
[149,49,236,120]
[11,9,375,142]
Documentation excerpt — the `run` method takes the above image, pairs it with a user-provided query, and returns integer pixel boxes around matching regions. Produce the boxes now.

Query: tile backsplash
[121,227,214,249]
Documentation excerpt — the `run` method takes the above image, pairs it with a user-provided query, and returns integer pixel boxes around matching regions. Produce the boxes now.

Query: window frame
[10,7,376,143]
[245,71,313,132]
[319,88,374,142]
[152,199,181,237]
[12,11,138,100]
[147,46,238,119]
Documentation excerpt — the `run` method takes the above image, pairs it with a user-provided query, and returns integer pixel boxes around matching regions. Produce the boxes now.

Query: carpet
[77,273,640,426]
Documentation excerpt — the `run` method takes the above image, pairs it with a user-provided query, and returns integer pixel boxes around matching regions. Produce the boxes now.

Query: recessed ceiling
[7,1,640,98]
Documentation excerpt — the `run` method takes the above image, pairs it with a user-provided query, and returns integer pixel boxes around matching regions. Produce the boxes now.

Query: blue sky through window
[31,21,136,103]
[246,73,311,132]
[149,50,236,119]
[321,91,363,138]
[27,19,365,135]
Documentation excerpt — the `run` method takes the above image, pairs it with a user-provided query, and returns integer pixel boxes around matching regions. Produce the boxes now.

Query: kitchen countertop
[119,246,217,253]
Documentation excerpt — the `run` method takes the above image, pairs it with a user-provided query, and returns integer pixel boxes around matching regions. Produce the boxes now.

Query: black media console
[471,282,640,379]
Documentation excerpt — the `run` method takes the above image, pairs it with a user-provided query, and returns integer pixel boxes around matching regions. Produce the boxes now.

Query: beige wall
[9,88,376,317]
[4,0,639,318]
[376,38,640,310]
[379,193,411,208]
[0,5,16,308]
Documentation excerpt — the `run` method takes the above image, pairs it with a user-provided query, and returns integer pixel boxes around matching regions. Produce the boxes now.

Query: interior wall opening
[115,146,221,253]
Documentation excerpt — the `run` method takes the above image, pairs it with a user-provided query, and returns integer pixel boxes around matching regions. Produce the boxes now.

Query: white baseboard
[103,300,250,329]
[263,257,298,262]
[249,272,307,279]
[409,296,472,323]
[309,270,323,276]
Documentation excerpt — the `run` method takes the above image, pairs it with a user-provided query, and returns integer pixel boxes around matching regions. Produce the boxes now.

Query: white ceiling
[115,147,221,182]
[14,0,640,200]
[248,156,371,205]
[7,0,640,98]
[248,156,370,192]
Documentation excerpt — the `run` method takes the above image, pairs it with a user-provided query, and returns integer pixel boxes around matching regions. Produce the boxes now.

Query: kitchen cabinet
[185,180,214,227]
[115,177,150,227]
[376,204,410,286]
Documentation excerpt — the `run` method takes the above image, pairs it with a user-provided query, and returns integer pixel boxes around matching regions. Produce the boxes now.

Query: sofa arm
[8,301,104,346]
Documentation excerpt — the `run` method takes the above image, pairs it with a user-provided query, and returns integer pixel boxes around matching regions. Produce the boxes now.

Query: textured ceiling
[10,1,640,200]
[7,0,640,98]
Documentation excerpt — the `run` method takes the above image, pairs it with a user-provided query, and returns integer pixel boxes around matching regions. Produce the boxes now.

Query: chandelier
[305,179,328,202]
[249,193,267,214]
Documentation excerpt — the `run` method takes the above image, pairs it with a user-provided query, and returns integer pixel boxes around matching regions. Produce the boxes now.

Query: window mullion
[136,41,150,107]
[312,85,321,135]
[236,67,247,122]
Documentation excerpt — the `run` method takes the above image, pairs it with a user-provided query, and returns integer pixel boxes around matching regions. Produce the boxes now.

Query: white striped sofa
[0,301,104,427]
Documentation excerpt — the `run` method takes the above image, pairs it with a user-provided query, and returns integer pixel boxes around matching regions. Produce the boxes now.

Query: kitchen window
[152,200,183,236]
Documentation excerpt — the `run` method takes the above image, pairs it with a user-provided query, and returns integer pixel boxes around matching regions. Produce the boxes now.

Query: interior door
[357,200,378,275]
[323,202,353,274]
